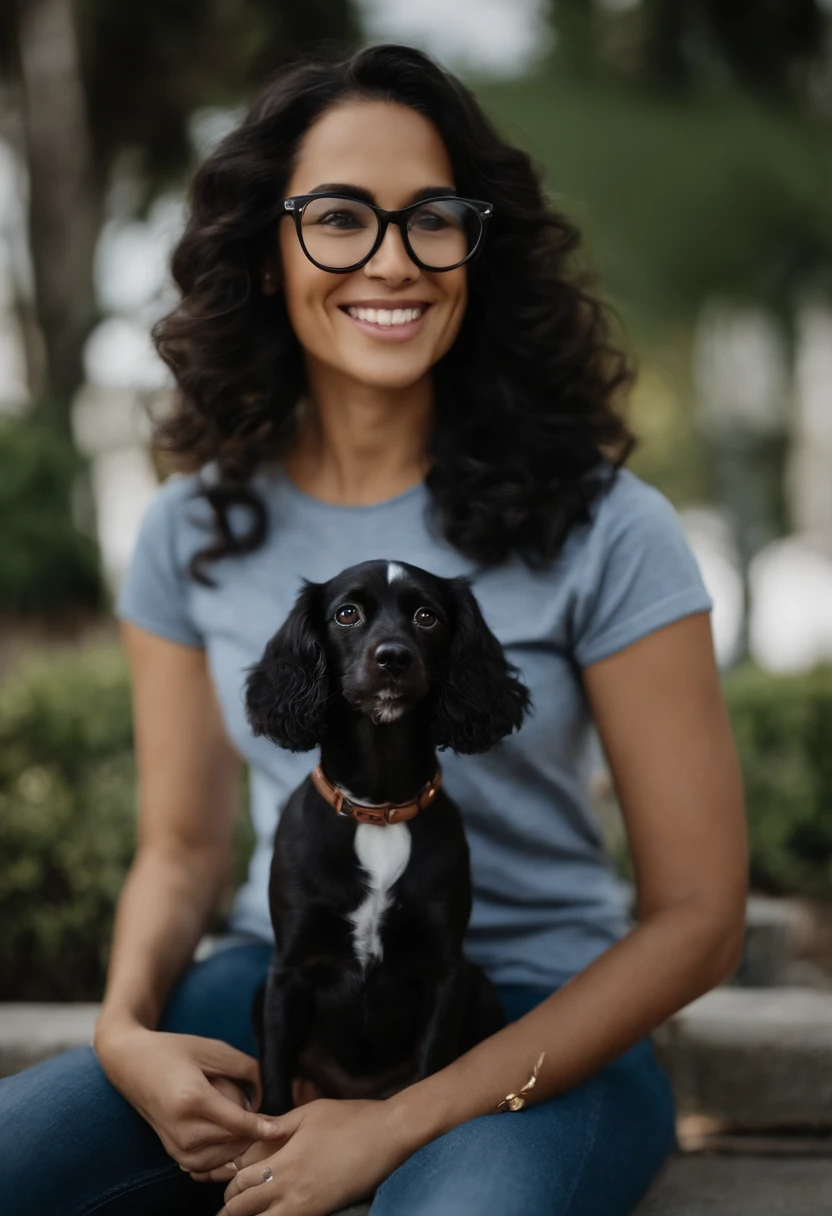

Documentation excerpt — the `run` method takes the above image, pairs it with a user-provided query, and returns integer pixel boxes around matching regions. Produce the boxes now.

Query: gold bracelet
[496,1051,546,1112]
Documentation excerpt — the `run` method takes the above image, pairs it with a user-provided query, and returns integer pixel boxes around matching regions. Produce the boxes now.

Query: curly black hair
[151,43,636,585]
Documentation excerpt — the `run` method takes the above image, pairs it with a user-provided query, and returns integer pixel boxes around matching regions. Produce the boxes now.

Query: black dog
[244,559,531,1114]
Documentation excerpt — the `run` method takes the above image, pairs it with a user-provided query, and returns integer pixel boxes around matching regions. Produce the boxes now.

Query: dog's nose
[375,642,414,673]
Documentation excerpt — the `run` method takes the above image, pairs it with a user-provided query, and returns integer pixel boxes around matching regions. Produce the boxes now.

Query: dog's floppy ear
[431,577,530,754]
[245,581,328,752]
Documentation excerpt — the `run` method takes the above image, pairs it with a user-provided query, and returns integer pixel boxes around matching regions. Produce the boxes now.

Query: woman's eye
[316,210,364,229]
[414,607,437,628]
[412,212,447,232]
[334,604,361,626]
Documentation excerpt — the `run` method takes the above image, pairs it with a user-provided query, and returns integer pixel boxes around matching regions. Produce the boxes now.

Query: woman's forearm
[94,845,229,1042]
[389,902,744,1149]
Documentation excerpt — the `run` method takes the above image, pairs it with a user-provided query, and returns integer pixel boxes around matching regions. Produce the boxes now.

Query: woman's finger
[222,1169,278,1216]
[199,1085,286,1143]
[224,1157,276,1201]
[172,1128,252,1172]
[199,1038,263,1106]
[189,1160,239,1184]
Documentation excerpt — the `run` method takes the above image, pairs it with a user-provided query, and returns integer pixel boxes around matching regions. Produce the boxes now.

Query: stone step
[736,895,798,986]
[653,986,832,1127]
[6,987,832,1132]
[736,895,830,988]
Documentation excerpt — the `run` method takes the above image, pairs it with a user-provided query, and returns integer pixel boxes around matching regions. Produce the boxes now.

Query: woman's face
[273,100,468,391]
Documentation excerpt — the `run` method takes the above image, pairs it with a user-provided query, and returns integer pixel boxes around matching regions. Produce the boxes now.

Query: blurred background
[1,0,832,1044]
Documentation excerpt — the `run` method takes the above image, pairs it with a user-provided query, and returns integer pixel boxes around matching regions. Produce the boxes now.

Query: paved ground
[635,1154,832,1215]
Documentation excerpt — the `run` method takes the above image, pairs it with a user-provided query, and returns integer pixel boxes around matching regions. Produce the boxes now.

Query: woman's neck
[281,358,434,506]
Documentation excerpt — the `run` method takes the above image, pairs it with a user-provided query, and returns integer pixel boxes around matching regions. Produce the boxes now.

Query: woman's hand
[94,1023,286,1176]
[219,1098,415,1216]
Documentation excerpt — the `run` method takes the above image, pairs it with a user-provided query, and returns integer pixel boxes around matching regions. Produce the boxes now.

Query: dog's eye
[334,604,361,626]
[414,607,437,628]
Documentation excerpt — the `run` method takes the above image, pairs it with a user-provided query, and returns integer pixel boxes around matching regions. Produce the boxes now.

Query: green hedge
[0,416,105,614]
[724,663,832,897]
[0,645,253,1000]
[1,644,831,999]
[0,647,135,999]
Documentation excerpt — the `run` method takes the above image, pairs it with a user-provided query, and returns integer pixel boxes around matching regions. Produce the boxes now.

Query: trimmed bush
[0,644,253,1000]
[0,647,135,999]
[0,415,104,614]
[724,663,832,897]
[2,642,832,999]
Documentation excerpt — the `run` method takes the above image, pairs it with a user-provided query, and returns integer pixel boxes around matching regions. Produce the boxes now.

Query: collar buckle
[336,796,355,818]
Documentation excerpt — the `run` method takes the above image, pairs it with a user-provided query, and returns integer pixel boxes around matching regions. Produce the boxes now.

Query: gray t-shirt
[116,461,712,989]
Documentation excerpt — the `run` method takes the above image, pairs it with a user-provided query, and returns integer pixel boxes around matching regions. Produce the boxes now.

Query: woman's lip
[339,304,432,342]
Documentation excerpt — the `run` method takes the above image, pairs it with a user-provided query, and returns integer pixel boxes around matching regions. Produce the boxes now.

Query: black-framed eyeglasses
[281,193,493,273]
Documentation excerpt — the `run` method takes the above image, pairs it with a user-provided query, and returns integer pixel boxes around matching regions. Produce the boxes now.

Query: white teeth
[345,305,426,326]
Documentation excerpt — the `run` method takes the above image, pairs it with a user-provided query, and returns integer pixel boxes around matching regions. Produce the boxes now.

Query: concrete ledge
[654,987,832,1127]
[0,1003,100,1078]
[7,986,832,1135]
[736,896,799,986]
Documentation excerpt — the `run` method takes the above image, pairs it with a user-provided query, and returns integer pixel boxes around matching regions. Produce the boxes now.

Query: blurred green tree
[483,1,832,658]
[0,0,358,615]
[519,0,832,324]
[1,0,360,441]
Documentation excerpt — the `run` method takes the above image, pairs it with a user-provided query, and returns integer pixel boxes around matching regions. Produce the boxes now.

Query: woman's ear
[430,577,531,755]
[260,253,281,296]
[244,581,328,751]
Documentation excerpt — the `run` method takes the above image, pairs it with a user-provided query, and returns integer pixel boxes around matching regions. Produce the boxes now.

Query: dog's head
[244,559,530,754]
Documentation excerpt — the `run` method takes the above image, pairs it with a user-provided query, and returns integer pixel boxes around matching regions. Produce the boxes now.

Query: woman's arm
[93,623,283,1170]
[95,623,241,1036]
[387,609,747,1145]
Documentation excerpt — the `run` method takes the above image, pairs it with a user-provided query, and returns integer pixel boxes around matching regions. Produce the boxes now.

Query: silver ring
[262,1166,273,1183]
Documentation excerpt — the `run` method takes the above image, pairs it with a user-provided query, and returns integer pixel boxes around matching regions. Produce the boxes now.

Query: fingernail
[259,1118,282,1137]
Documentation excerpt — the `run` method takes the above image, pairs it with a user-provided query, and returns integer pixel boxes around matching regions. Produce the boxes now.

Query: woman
[1,43,747,1216]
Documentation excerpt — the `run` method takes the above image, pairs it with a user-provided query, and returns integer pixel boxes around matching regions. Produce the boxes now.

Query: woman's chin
[335,354,435,391]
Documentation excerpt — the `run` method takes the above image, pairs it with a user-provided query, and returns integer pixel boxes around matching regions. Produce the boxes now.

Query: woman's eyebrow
[306,183,458,204]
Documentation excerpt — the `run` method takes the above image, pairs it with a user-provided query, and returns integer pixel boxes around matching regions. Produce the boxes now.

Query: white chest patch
[346,823,411,968]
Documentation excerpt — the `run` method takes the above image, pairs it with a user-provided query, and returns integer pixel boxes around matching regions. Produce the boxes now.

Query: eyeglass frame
[281,193,494,274]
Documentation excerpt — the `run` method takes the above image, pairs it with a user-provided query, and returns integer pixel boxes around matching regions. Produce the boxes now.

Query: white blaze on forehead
[387,561,407,584]
[347,823,411,968]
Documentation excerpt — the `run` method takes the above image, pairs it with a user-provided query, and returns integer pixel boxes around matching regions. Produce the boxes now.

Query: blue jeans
[0,942,676,1215]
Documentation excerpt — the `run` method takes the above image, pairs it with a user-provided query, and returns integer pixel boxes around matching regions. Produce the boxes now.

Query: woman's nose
[374,641,414,673]
[363,224,419,285]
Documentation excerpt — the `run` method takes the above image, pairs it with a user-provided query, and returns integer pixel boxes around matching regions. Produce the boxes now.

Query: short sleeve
[571,470,713,667]
[115,475,204,648]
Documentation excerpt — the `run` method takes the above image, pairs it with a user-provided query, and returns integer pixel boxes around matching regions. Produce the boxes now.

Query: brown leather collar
[311,763,442,826]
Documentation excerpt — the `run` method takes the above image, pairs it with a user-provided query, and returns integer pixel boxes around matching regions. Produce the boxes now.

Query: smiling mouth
[339,303,431,331]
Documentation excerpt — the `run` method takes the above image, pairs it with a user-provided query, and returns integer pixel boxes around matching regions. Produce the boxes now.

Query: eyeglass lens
[299,197,481,270]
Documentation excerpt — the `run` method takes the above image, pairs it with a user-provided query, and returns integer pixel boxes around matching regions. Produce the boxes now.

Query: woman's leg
[0,940,273,1216]
[370,985,677,1216]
